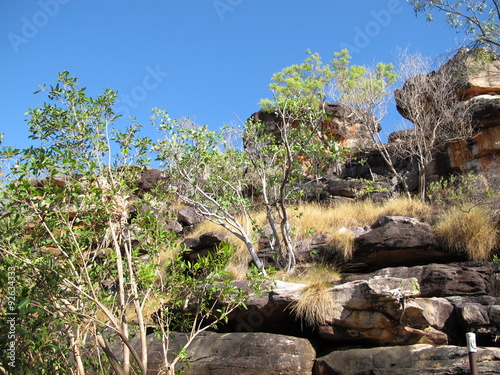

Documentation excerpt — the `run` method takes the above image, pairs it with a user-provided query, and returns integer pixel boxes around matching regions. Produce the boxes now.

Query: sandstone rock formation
[125,332,317,375]
[314,344,500,375]
[394,47,500,178]
[350,216,467,272]
[135,261,500,374]
[249,102,377,149]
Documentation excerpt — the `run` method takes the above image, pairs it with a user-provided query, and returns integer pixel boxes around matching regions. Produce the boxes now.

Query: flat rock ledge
[314,344,500,375]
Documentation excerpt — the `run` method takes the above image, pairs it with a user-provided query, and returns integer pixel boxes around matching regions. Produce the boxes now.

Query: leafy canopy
[409,0,500,53]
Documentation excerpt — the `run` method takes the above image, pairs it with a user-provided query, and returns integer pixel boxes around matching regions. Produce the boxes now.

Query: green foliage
[0,73,257,374]
[427,172,497,206]
[157,241,253,333]
[331,49,397,107]
[355,178,390,198]
[259,50,334,113]
[152,111,266,272]
[409,0,500,53]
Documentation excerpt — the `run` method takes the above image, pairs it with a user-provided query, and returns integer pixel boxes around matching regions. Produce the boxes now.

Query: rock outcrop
[105,331,316,375]
[314,344,500,375]
[136,261,500,374]
[350,216,466,272]
[394,47,500,178]
[249,102,377,149]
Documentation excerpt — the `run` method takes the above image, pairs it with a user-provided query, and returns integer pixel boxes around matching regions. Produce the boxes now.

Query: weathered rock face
[220,262,500,356]
[444,47,500,100]
[227,277,454,346]
[393,47,500,178]
[342,262,500,298]
[137,260,500,374]
[342,262,500,346]
[249,102,376,149]
[116,332,316,375]
[314,344,500,375]
[350,216,467,272]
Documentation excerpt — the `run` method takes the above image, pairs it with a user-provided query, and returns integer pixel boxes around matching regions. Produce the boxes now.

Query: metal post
[466,332,478,375]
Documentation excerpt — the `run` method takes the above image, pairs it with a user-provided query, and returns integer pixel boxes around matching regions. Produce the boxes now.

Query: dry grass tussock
[327,228,355,260]
[294,197,433,234]
[379,197,434,223]
[288,282,334,327]
[434,205,499,261]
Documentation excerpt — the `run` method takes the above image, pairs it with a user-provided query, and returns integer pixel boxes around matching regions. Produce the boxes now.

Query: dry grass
[327,228,356,260]
[175,197,436,273]
[293,201,378,233]
[288,282,334,327]
[276,263,341,285]
[379,197,434,223]
[434,205,499,261]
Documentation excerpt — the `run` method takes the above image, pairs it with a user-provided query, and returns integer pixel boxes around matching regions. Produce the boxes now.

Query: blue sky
[1,0,465,151]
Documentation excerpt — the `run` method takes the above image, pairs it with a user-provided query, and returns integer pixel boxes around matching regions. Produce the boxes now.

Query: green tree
[328,49,412,198]
[256,51,347,272]
[152,113,266,273]
[409,0,500,53]
[0,73,253,374]
[154,51,347,274]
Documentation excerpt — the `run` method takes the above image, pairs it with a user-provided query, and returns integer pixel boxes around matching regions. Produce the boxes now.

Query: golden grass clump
[292,201,380,236]
[434,205,499,261]
[327,228,355,260]
[183,218,252,265]
[288,282,334,327]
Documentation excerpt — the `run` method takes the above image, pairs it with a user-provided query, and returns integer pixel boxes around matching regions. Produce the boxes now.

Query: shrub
[427,172,496,208]
[434,205,499,261]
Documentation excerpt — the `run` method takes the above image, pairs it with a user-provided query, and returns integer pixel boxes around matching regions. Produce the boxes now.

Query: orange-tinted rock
[248,102,376,149]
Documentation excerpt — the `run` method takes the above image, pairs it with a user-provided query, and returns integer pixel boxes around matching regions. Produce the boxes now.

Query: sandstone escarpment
[394,47,500,178]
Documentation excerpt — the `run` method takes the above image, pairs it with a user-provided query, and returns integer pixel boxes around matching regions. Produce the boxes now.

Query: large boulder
[342,262,500,298]
[181,231,229,262]
[314,344,500,375]
[350,216,466,272]
[442,47,500,100]
[117,331,316,375]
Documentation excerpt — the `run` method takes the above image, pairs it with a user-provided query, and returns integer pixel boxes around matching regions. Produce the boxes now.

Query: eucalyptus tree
[409,0,500,53]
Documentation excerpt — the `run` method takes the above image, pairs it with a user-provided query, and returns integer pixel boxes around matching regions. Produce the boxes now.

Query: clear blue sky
[1,0,465,150]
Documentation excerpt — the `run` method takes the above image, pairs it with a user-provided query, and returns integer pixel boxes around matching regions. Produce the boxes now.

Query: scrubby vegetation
[1,32,499,374]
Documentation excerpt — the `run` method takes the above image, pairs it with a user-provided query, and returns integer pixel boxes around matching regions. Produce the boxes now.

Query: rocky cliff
[394,47,500,181]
